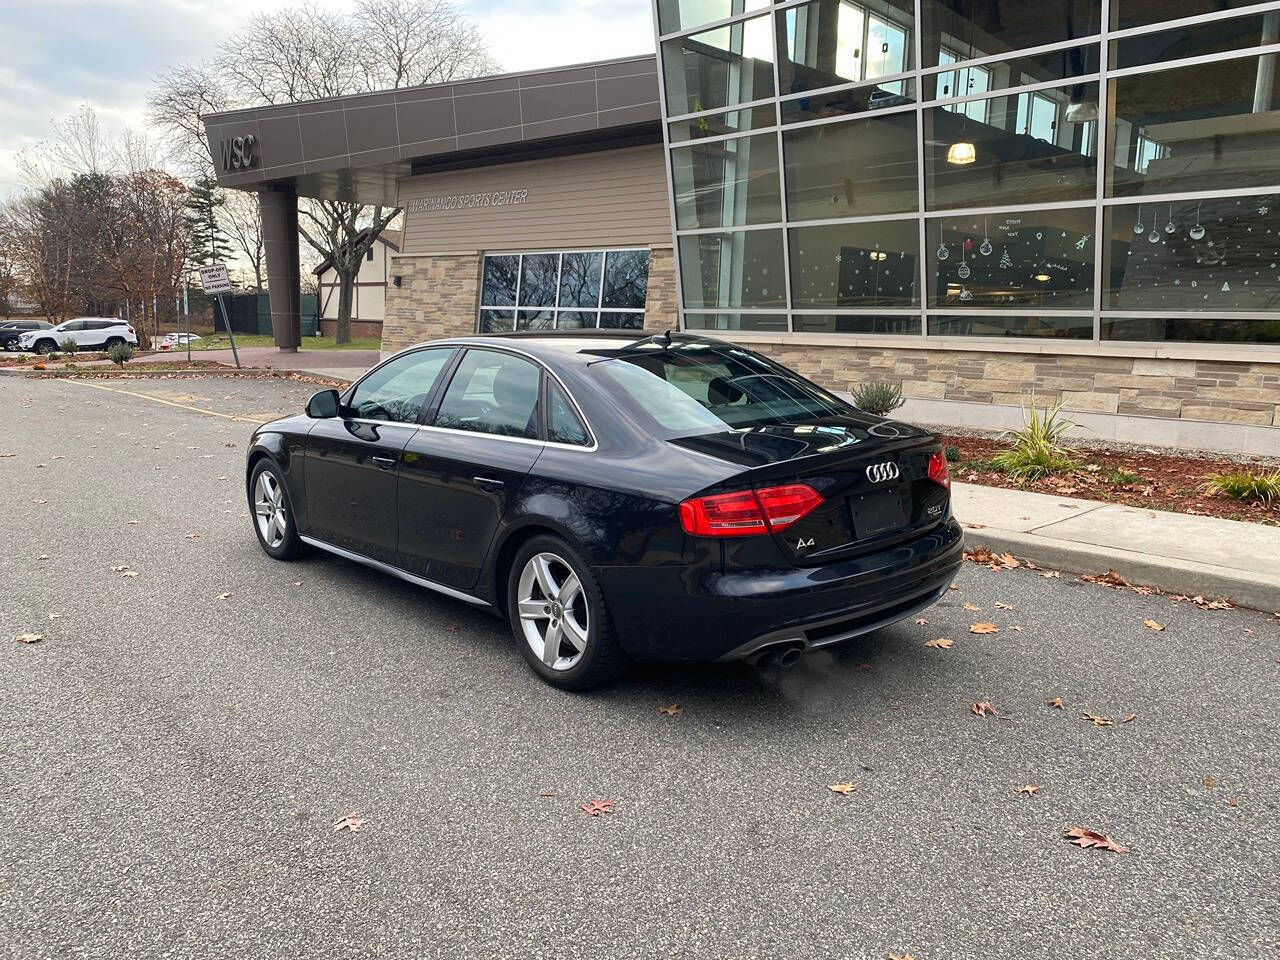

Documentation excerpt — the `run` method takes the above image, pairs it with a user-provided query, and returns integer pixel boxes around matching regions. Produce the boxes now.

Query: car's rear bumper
[597,517,965,662]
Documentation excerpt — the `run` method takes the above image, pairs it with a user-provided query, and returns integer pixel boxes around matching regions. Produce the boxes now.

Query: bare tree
[203,0,495,343]
[224,190,266,291]
[147,63,229,177]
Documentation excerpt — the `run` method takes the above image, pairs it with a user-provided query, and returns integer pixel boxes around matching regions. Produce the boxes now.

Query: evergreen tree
[184,176,232,267]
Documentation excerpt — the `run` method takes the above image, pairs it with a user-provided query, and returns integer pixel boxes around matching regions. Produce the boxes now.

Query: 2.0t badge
[865,461,900,483]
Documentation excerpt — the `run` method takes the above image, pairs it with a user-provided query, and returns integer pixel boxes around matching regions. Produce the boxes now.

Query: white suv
[19,318,139,355]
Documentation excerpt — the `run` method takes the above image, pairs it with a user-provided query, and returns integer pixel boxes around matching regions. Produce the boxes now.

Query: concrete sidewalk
[952,482,1280,611]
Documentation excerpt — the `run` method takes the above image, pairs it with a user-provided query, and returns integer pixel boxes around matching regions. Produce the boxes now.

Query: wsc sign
[220,134,258,172]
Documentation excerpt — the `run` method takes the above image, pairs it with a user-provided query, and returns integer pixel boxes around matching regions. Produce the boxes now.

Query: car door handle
[473,476,505,492]
[372,455,397,471]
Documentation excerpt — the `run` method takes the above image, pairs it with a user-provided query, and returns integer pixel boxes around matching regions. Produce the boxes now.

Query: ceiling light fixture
[947,141,977,165]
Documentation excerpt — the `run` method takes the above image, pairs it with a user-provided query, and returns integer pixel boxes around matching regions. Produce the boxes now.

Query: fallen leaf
[889,953,917,960]
[16,633,43,644]
[1047,697,1064,709]
[32,499,47,504]
[36,554,50,560]
[1040,570,1061,579]
[965,522,986,529]
[1202,776,1216,789]
[1081,712,1113,726]
[913,617,928,625]
[121,570,138,578]
[332,812,365,833]
[994,601,1014,610]
[1016,784,1040,796]
[539,791,557,798]
[1065,826,1127,853]
[125,519,138,525]
[185,532,200,540]
[580,799,615,817]
[657,704,682,716]
[1011,625,1024,633]
[948,583,958,590]
[963,602,981,612]
[969,622,999,635]
[855,663,874,672]
[294,581,303,586]
[971,700,1000,717]
[1121,713,1137,723]
[998,552,1020,568]
[925,637,953,649]
[216,592,231,600]
[1228,797,1238,807]
[47,613,61,621]
[1143,619,1164,632]
[1083,568,1130,589]
[827,782,856,795]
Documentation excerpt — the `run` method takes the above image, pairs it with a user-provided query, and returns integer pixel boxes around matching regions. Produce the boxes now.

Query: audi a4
[245,332,963,689]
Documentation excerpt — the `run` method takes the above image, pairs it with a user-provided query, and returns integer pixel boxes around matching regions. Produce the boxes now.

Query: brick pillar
[261,186,300,351]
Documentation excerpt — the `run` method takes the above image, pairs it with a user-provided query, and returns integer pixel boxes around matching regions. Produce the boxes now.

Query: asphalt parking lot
[2,374,1278,959]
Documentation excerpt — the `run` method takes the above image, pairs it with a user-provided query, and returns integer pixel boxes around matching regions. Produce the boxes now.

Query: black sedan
[245,332,963,689]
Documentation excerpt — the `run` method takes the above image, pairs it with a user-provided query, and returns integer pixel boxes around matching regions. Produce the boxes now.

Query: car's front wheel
[34,339,56,355]
[249,461,304,560]
[507,535,626,690]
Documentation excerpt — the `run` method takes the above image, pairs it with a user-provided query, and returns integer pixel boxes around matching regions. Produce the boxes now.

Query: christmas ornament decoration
[936,241,949,261]
[958,240,970,279]
[1189,202,1206,241]
[999,246,1012,269]
[1148,209,1161,243]
[959,287,974,301]
[1133,205,1145,235]
[980,217,992,256]
[1164,202,1176,234]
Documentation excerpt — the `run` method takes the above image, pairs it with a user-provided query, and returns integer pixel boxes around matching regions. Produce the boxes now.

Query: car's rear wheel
[507,535,626,690]
[104,337,124,350]
[249,461,304,560]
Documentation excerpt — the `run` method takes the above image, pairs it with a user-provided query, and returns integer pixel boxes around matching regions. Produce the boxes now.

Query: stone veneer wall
[383,246,678,351]
[750,345,1280,427]
[382,253,482,353]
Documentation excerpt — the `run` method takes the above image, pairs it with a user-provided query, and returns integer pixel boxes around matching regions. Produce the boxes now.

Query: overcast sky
[0,0,655,194]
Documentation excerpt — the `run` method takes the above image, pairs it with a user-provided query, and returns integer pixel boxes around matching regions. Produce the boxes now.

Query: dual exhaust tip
[752,640,805,669]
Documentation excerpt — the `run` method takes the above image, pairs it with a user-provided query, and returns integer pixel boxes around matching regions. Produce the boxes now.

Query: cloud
[0,0,656,194]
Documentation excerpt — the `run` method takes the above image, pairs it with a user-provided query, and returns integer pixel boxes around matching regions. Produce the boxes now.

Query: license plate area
[849,489,907,538]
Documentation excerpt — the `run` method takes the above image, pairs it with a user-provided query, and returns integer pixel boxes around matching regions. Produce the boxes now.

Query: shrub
[1200,467,1280,504]
[944,445,960,462]
[58,336,78,354]
[850,381,905,416]
[107,342,134,367]
[990,398,1080,480]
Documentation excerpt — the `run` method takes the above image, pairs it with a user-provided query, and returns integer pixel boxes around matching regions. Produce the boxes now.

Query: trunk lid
[670,415,950,564]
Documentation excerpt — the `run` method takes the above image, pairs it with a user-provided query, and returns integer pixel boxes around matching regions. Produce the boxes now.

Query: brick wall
[749,344,1280,427]
[382,253,481,354]
[318,319,382,340]
[643,246,677,331]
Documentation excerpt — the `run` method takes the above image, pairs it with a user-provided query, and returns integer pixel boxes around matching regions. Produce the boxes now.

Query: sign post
[198,263,240,369]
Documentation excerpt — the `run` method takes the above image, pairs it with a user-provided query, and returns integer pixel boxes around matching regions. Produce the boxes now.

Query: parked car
[1,320,54,351]
[244,332,963,690]
[159,333,201,350]
[18,318,138,355]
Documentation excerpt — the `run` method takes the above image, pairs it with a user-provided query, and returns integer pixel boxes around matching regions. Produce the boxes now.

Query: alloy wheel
[254,470,288,550]
[516,552,590,671]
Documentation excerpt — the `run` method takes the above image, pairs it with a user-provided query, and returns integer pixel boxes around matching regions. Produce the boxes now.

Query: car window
[347,348,452,423]
[433,349,541,439]
[61,321,85,332]
[592,342,849,437]
[546,380,590,446]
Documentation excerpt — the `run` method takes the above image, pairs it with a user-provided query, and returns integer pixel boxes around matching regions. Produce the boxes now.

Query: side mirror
[306,389,341,419]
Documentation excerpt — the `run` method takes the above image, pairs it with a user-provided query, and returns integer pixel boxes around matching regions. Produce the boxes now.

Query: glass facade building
[652,0,1280,345]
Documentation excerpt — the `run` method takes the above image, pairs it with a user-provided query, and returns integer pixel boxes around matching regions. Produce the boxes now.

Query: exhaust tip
[776,645,804,668]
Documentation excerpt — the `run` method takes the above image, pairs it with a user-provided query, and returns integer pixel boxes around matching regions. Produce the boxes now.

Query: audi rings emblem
[865,461,900,483]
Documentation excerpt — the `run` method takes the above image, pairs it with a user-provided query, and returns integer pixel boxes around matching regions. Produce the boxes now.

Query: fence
[212,293,320,337]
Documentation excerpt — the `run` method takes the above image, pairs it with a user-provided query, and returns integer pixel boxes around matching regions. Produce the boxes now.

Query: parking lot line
[57,377,275,423]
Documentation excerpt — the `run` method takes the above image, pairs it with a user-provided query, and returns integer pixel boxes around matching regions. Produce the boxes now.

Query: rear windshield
[592,342,849,437]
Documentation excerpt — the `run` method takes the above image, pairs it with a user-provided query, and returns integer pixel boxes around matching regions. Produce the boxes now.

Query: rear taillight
[679,483,823,538]
[928,451,950,490]
[126,326,134,334]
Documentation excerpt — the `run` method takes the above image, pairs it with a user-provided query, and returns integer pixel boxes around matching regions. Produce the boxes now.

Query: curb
[966,527,1280,612]
[0,367,350,384]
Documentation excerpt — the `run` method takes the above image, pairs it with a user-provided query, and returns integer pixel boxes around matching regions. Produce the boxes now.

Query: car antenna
[584,328,679,366]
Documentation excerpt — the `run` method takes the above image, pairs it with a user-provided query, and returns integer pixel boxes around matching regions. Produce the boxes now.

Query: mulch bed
[941,434,1280,527]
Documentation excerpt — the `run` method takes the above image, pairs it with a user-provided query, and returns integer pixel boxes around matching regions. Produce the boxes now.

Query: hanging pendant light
[947,141,977,165]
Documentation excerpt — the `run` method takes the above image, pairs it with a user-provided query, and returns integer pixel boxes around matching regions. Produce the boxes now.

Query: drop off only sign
[199,263,232,294]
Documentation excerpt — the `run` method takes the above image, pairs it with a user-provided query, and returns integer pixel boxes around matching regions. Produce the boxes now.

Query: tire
[507,534,627,691]
[248,460,305,560]
[104,337,124,350]
[34,339,56,356]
